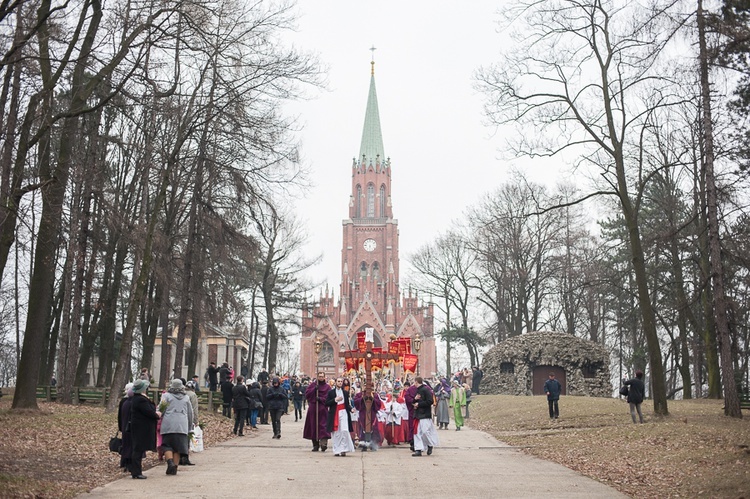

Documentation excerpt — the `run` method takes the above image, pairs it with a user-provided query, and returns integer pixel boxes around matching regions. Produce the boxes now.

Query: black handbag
[109,431,122,453]
[619,385,629,397]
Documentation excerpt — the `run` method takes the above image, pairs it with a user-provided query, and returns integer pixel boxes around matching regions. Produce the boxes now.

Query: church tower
[300,60,435,378]
[340,59,398,327]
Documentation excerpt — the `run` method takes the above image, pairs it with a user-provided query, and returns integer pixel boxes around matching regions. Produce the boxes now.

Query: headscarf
[168,378,185,394]
[124,382,134,398]
[132,379,149,394]
[440,377,451,393]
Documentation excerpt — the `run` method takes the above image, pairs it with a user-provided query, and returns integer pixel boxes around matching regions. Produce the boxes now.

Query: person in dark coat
[219,362,230,383]
[221,377,234,418]
[266,377,288,439]
[260,382,270,424]
[207,362,219,391]
[231,376,250,436]
[623,370,645,424]
[247,381,262,430]
[544,372,562,419]
[472,366,483,395]
[291,382,305,422]
[117,383,135,472]
[411,376,438,457]
[129,379,161,479]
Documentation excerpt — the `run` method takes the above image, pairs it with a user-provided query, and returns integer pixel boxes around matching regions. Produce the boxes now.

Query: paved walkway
[83,416,627,498]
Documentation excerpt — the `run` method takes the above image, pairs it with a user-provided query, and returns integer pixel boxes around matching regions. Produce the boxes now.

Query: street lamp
[413,332,422,375]
[340,343,346,375]
[314,335,323,370]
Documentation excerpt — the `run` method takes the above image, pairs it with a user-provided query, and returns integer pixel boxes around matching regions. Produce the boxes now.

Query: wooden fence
[35,385,223,411]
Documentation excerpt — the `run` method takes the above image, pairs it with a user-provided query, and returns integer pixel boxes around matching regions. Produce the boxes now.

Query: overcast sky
[285,2,563,305]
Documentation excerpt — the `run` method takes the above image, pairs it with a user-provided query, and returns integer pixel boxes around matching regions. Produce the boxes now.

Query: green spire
[358,61,385,163]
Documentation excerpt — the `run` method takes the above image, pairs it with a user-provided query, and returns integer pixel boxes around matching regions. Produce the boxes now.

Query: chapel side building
[300,62,436,378]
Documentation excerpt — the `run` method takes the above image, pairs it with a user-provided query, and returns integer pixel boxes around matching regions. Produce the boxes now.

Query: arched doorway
[348,327,384,349]
[533,365,566,395]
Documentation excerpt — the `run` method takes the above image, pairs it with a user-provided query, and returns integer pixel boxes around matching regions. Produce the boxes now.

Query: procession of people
[116,362,483,480]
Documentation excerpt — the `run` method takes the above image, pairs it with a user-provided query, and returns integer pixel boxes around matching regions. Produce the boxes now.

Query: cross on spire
[369,45,376,75]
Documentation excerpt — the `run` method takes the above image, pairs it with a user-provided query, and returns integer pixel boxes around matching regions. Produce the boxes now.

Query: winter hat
[133,379,149,394]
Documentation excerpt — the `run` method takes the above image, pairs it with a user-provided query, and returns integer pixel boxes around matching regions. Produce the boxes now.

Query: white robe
[413,418,439,451]
[331,388,355,455]
[385,400,403,425]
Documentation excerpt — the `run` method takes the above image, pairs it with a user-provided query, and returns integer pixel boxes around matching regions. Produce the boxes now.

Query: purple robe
[353,391,383,442]
[303,381,331,440]
[403,385,418,441]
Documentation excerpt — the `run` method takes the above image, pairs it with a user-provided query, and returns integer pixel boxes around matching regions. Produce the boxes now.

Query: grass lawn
[470,395,750,498]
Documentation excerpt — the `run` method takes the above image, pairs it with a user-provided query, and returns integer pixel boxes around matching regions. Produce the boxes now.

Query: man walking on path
[304,372,331,451]
[411,376,439,457]
[544,372,562,420]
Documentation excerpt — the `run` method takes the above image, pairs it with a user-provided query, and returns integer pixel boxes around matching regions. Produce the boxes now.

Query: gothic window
[379,185,386,217]
[319,342,334,365]
[372,262,380,281]
[500,362,515,374]
[360,262,368,278]
[367,183,375,217]
[356,185,362,218]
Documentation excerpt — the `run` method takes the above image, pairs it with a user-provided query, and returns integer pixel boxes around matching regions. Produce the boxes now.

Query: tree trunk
[697,0,741,417]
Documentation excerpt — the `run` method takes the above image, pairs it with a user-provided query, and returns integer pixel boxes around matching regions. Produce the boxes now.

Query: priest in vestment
[353,389,383,451]
[303,372,331,452]
[326,377,355,457]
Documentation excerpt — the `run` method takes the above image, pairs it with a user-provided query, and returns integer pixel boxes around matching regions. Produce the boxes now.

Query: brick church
[300,61,436,378]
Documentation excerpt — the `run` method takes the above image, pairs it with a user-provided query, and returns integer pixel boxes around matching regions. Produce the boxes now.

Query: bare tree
[476,0,678,415]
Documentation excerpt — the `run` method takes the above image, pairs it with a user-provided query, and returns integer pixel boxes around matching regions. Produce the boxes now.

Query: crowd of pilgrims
[116,365,482,478]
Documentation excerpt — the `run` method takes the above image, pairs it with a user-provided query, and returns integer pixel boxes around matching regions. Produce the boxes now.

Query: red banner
[402,337,412,355]
[357,331,366,352]
[387,342,398,363]
[397,339,407,361]
[388,341,398,355]
[345,356,358,374]
[403,353,418,374]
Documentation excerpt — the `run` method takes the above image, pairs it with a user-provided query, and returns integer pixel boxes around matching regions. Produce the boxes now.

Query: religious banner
[345,355,359,374]
[403,353,418,374]
[372,347,384,370]
[396,339,407,361]
[402,337,412,354]
[388,342,399,364]
[365,327,374,343]
[357,331,366,352]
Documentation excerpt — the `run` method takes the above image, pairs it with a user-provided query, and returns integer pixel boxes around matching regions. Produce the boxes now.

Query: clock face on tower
[363,239,377,252]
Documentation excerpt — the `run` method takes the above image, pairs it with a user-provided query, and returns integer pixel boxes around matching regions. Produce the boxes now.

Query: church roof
[358,61,385,163]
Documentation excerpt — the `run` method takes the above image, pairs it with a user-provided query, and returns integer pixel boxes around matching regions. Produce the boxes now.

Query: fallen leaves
[471,395,750,499]
[0,398,235,498]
